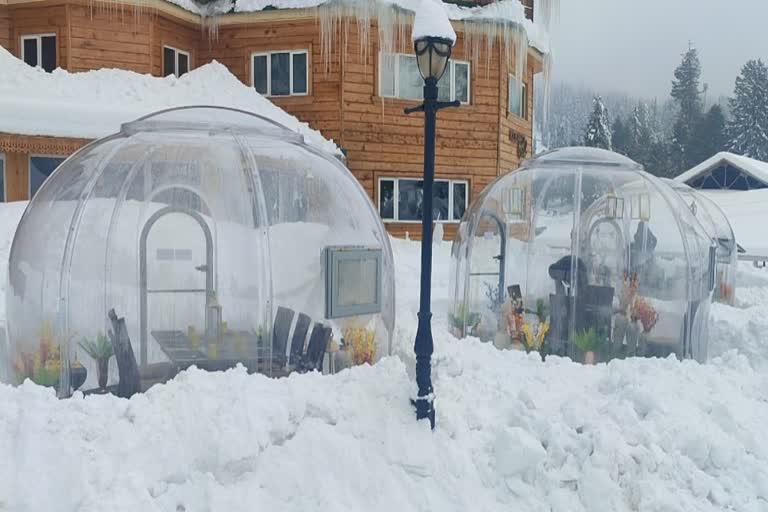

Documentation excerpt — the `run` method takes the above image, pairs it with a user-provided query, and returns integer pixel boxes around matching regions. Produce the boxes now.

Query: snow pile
[411,0,456,44]
[0,47,339,156]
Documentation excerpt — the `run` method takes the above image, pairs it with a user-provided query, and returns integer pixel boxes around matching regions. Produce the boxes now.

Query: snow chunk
[412,0,456,45]
[0,46,340,157]
[494,427,546,477]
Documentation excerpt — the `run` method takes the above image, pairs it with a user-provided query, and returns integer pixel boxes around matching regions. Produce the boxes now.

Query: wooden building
[0,0,549,237]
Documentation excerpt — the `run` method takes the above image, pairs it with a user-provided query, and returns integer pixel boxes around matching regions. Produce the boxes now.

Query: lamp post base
[413,311,435,429]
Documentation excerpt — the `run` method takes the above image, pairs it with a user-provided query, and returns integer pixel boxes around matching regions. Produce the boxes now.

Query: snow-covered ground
[2,205,768,511]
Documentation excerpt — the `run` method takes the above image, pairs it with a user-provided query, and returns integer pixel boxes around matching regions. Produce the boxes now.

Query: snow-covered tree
[670,46,703,172]
[727,59,768,161]
[612,117,630,156]
[583,96,612,150]
[691,104,727,164]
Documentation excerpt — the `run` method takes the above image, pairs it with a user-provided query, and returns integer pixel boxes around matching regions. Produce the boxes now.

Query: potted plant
[574,327,602,365]
[70,357,88,391]
[450,303,480,338]
[520,298,550,355]
[80,332,113,392]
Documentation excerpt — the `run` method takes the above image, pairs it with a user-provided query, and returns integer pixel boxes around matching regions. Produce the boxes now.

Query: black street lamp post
[405,35,460,429]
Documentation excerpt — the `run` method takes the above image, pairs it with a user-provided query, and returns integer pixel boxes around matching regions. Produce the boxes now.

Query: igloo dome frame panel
[662,179,738,305]
[450,147,716,364]
[4,106,395,396]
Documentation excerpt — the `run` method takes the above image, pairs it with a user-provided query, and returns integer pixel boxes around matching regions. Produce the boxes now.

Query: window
[252,50,309,97]
[0,153,5,202]
[509,75,528,119]
[324,247,383,319]
[163,46,190,77]
[21,34,56,72]
[378,177,468,222]
[29,156,65,198]
[379,53,470,104]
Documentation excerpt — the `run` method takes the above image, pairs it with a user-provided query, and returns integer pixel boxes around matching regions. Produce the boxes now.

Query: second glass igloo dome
[450,147,716,364]
[5,106,394,397]
[662,179,737,305]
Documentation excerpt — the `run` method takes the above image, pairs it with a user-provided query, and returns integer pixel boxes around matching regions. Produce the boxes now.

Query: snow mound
[0,46,339,156]
[412,0,456,44]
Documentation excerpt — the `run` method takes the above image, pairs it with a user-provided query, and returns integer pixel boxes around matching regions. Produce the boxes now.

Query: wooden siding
[0,5,12,51]
[151,11,198,76]
[498,55,536,173]
[203,18,344,144]
[67,4,151,73]
[9,4,68,69]
[4,151,29,202]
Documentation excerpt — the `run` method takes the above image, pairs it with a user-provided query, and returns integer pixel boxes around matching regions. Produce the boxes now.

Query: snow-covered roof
[164,0,551,54]
[675,151,768,187]
[412,0,457,44]
[0,46,340,156]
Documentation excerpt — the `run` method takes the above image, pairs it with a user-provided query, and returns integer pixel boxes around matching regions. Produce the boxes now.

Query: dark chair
[581,285,614,337]
[107,309,141,399]
[272,306,295,368]
[296,323,332,373]
[289,313,311,365]
[548,293,572,356]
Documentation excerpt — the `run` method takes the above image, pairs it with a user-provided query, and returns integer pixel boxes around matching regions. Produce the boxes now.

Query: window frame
[250,49,310,97]
[21,33,56,71]
[508,74,528,120]
[28,154,65,198]
[378,176,469,224]
[0,153,6,202]
[378,52,471,105]
[163,45,191,78]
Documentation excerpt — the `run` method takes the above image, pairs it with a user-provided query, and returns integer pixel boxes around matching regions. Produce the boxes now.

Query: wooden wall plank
[10,5,69,69]
[0,5,12,51]
[5,151,28,202]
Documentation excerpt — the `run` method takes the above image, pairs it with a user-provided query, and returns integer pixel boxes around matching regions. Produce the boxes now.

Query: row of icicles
[84,0,558,123]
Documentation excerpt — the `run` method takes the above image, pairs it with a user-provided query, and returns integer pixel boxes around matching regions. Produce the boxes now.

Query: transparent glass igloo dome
[662,179,737,305]
[450,147,716,364]
[3,106,394,397]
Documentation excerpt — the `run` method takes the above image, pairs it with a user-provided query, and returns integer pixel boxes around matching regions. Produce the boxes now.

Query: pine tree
[727,59,768,161]
[628,103,655,156]
[612,117,630,155]
[583,96,612,150]
[670,46,703,172]
[691,104,727,164]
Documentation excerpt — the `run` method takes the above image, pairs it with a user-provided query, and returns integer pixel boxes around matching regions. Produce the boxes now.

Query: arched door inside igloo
[5,106,395,397]
[451,147,716,364]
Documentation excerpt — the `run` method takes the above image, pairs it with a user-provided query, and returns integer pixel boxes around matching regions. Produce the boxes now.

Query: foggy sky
[551,0,768,100]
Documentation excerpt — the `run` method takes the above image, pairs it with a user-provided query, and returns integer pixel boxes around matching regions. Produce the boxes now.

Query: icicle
[533,0,560,146]
[318,0,413,77]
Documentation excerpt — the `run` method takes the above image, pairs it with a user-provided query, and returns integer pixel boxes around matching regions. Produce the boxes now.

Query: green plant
[450,303,480,332]
[535,298,548,323]
[79,332,113,362]
[574,327,601,353]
